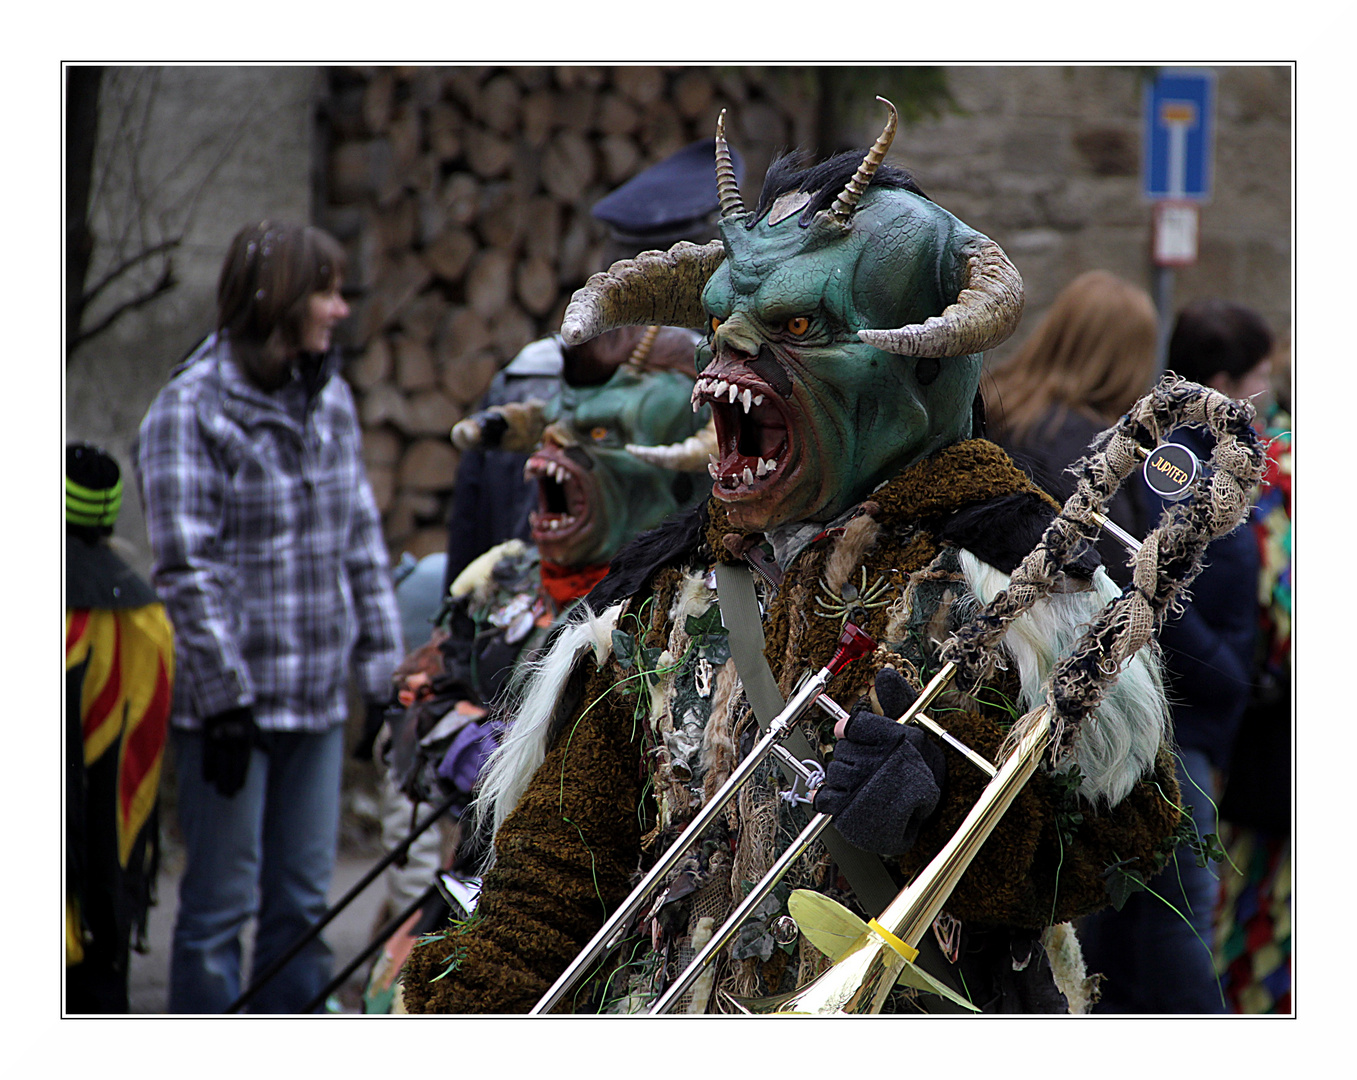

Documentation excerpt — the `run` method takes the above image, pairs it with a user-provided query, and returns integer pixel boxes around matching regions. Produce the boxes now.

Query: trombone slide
[528,622,874,1015]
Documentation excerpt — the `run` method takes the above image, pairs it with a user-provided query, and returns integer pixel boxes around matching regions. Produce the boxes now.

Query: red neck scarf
[539,560,611,611]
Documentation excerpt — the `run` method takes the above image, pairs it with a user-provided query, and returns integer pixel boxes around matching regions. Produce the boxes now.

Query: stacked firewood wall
[320,65,817,557]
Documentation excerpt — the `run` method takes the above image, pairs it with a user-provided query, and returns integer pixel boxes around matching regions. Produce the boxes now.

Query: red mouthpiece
[826,622,877,675]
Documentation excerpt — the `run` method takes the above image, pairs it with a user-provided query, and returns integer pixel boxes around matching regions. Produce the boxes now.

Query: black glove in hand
[201,705,259,798]
[352,699,390,763]
[813,668,946,856]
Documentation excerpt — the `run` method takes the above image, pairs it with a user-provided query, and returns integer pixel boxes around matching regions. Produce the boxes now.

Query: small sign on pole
[1144,68,1217,374]
[1152,200,1200,267]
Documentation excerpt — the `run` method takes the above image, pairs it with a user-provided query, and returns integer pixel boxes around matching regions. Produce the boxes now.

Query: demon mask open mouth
[692,360,791,495]
[524,442,597,564]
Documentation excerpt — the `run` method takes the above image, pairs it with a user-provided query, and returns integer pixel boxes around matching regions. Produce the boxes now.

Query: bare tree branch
[68,258,177,356]
[79,236,181,310]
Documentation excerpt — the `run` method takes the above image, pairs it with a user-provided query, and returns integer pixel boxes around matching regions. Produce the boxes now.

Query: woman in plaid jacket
[135,221,403,1013]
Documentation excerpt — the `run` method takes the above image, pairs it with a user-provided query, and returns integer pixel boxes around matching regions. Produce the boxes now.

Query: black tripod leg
[303,881,442,1014]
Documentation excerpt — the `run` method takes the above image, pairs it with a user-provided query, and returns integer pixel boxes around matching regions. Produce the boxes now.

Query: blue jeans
[168,725,345,1014]
[1078,747,1227,1013]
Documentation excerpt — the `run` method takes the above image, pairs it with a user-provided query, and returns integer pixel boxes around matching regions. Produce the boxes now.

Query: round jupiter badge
[1143,442,1199,499]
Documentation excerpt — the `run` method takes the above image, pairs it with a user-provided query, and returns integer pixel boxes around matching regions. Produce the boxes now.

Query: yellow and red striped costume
[65,601,174,969]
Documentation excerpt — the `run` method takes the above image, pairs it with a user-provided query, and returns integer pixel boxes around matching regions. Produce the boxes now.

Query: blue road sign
[1143,69,1215,201]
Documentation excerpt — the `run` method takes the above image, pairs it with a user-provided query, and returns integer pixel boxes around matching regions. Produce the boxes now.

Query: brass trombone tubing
[529,650,856,1014]
[1089,510,1142,555]
[649,516,1137,1013]
[771,707,1053,1015]
[650,807,834,1013]
[647,660,992,1013]
[877,708,1052,949]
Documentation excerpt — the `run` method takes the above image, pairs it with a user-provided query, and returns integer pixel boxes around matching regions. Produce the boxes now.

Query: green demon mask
[559,99,1024,533]
[455,326,716,568]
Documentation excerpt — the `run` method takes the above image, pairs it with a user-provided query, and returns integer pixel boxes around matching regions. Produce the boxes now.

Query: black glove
[352,699,390,763]
[201,705,259,798]
[813,668,946,856]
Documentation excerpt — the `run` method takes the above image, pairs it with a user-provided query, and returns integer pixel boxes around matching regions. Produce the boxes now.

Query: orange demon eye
[787,316,810,336]
[710,316,722,334]
[590,427,609,441]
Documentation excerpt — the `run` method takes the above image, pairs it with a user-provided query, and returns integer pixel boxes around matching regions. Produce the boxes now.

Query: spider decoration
[814,567,893,627]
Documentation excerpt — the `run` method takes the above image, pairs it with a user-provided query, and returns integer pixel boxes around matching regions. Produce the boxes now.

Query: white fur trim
[958,550,1168,807]
[472,600,625,844]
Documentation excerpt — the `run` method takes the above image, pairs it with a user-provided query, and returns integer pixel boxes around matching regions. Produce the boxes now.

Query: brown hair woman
[984,270,1159,585]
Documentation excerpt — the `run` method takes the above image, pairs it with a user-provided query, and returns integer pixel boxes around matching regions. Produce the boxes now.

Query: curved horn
[560,240,726,346]
[715,109,746,219]
[625,414,718,471]
[826,97,898,224]
[859,236,1025,358]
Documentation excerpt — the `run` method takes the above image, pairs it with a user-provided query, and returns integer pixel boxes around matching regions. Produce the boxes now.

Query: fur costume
[399,101,1200,1015]
[399,440,1181,1014]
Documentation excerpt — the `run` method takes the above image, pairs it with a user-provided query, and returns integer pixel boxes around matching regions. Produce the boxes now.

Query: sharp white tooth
[728,384,739,404]
[708,461,719,479]
[755,458,767,478]
[764,457,776,475]
[741,388,752,413]
[743,465,754,485]
[754,394,764,407]
[713,380,728,398]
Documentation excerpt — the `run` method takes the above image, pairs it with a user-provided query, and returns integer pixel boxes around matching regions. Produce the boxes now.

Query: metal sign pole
[1144,69,1215,377]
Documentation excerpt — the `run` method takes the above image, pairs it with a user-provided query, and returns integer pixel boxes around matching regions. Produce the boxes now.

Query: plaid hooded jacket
[135,333,402,733]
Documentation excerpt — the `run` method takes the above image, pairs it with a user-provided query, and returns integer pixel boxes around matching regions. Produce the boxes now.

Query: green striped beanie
[66,443,122,529]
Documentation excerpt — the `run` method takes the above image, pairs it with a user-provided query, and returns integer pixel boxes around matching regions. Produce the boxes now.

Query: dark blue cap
[592,138,744,243]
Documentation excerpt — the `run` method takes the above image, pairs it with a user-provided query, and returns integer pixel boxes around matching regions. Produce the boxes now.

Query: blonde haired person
[983,270,1159,587]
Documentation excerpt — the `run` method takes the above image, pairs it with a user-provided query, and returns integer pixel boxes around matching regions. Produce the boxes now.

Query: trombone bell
[767,708,1053,1015]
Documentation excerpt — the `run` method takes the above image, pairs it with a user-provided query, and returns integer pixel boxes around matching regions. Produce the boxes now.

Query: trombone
[534,376,1265,1015]
[529,621,878,1015]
